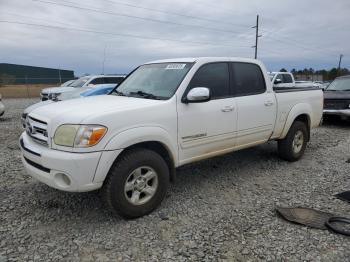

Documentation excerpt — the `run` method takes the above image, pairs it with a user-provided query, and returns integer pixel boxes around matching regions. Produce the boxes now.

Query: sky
[0,0,349,76]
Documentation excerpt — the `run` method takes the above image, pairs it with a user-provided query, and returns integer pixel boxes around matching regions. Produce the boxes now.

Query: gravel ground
[0,98,349,262]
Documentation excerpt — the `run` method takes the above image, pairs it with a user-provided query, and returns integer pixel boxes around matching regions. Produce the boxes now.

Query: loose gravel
[0,98,350,261]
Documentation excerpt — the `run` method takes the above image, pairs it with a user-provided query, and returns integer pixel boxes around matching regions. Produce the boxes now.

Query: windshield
[268,73,275,81]
[327,78,350,91]
[70,76,90,88]
[112,63,193,99]
[60,80,73,87]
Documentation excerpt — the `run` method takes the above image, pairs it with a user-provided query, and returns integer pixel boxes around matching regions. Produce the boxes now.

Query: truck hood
[41,86,78,94]
[324,90,350,100]
[29,95,163,125]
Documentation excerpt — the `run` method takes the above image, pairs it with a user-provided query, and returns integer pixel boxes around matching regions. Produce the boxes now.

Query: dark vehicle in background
[323,75,350,120]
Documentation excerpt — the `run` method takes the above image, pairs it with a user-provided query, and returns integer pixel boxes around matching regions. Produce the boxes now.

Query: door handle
[221,105,235,112]
[264,101,274,106]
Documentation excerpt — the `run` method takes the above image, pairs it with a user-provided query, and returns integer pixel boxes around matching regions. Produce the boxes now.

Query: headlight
[49,93,61,101]
[53,124,107,147]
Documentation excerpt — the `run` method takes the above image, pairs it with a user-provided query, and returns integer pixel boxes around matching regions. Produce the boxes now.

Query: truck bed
[273,86,321,93]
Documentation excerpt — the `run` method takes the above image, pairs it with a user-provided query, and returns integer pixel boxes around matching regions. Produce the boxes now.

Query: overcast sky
[1,0,349,76]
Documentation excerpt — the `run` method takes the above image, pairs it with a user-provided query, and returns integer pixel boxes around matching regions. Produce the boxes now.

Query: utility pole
[252,15,262,59]
[338,54,343,76]
[58,67,62,84]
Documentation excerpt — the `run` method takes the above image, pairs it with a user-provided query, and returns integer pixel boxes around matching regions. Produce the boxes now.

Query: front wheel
[278,121,308,162]
[102,149,170,219]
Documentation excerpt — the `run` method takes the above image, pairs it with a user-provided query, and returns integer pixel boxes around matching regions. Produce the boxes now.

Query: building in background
[0,63,74,85]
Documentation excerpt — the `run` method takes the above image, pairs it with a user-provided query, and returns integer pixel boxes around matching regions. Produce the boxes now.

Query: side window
[232,63,266,96]
[90,78,104,85]
[282,74,293,83]
[276,74,284,83]
[188,63,230,99]
[104,77,124,84]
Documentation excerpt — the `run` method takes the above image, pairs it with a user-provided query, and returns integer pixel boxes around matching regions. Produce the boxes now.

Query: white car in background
[41,75,125,101]
[22,83,118,127]
[60,79,75,87]
[0,94,5,117]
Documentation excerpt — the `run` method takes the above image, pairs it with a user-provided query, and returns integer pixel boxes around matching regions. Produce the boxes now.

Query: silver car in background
[40,75,125,101]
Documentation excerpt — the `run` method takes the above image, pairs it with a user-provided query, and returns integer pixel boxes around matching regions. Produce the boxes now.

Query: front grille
[25,116,49,146]
[324,99,350,110]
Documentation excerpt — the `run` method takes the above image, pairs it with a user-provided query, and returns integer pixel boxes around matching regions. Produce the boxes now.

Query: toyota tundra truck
[19,57,323,218]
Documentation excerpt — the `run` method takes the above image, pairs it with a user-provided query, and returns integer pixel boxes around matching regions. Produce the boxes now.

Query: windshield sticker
[165,64,186,70]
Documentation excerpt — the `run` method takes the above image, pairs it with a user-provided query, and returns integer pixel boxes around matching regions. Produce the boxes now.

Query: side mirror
[274,79,282,85]
[183,87,210,103]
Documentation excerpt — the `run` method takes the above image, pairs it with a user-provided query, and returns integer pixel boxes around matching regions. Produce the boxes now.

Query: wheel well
[294,114,310,141]
[116,141,176,182]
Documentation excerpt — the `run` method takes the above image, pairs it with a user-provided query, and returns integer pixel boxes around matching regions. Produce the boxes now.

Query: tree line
[279,68,349,81]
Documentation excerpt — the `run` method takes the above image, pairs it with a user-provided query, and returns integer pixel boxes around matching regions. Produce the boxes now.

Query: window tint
[104,77,124,84]
[276,74,284,83]
[90,78,104,85]
[282,74,293,83]
[232,63,266,96]
[188,63,230,99]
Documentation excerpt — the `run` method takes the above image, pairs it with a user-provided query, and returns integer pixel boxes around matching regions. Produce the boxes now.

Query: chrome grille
[324,99,350,110]
[25,116,49,146]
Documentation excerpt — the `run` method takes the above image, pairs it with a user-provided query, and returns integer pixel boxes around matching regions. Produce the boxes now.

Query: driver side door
[177,62,237,165]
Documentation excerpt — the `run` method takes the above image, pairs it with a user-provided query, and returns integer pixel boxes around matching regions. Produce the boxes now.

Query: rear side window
[104,77,124,84]
[231,63,266,96]
[188,63,230,99]
[90,78,104,84]
[282,74,293,83]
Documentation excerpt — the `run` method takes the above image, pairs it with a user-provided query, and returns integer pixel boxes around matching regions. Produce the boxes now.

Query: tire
[102,148,169,219]
[278,121,308,162]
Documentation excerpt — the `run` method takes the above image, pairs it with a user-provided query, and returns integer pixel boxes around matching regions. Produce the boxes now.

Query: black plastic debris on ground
[276,207,334,229]
[335,191,350,203]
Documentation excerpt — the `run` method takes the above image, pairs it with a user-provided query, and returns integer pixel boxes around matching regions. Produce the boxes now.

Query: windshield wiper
[112,90,126,96]
[129,90,161,100]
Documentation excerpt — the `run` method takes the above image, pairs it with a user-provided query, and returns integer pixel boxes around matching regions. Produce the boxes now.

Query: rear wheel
[278,121,308,162]
[102,149,169,219]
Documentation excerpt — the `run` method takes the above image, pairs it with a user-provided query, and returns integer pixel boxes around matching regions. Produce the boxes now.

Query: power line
[0,20,251,48]
[98,0,248,28]
[32,0,246,35]
[261,29,339,55]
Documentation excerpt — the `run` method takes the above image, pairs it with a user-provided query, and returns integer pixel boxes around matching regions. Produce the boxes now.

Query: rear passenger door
[231,62,277,147]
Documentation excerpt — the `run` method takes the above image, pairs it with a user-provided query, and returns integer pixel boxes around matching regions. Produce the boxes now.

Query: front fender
[104,126,177,158]
[93,126,178,183]
[280,103,312,139]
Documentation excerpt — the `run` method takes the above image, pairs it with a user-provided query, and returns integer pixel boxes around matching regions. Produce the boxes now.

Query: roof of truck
[146,57,260,64]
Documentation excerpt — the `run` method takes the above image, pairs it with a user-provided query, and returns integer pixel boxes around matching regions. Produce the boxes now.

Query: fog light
[54,173,71,188]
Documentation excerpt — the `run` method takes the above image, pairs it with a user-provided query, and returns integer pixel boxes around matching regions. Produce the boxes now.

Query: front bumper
[323,109,350,117]
[19,132,104,192]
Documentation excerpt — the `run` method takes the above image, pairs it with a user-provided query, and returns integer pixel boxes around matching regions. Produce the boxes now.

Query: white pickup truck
[20,57,323,218]
[269,72,321,89]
